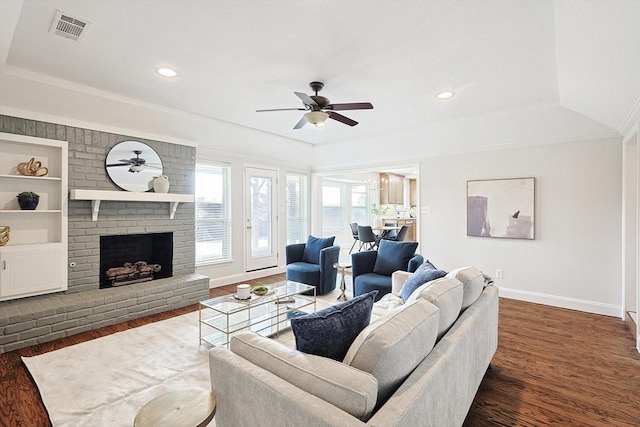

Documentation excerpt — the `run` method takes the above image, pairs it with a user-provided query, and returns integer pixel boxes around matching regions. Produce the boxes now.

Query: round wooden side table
[134,387,216,427]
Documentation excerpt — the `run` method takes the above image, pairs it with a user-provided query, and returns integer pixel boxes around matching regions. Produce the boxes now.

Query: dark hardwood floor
[1,275,639,426]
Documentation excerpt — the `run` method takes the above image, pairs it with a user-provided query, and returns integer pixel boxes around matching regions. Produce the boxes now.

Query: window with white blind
[286,173,308,244]
[195,161,231,265]
[322,180,369,234]
[351,184,368,225]
[322,182,344,233]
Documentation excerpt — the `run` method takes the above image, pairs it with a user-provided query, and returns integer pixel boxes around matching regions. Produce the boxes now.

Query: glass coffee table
[199,281,316,348]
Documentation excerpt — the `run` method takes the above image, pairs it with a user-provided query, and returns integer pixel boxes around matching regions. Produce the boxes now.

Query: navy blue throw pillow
[291,290,378,361]
[400,262,447,302]
[373,240,419,277]
[301,235,335,264]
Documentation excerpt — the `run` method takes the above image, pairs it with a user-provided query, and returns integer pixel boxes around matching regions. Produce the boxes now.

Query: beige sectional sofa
[209,266,498,427]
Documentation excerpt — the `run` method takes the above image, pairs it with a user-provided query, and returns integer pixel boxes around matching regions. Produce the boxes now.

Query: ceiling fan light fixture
[305,111,329,127]
[129,164,145,173]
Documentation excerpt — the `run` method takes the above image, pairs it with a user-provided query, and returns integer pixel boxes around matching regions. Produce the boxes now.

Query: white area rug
[23,311,214,426]
[22,288,345,426]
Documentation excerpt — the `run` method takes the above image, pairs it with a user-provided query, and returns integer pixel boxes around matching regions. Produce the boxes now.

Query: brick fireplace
[0,115,210,353]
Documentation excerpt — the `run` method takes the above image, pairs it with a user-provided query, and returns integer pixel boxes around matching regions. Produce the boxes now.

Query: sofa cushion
[230,332,378,421]
[373,240,419,276]
[301,235,335,264]
[291,290,377,361]
[446,266,484,312]
[400,262,447,302]
[343,298,439,406]
[407,276,463,339]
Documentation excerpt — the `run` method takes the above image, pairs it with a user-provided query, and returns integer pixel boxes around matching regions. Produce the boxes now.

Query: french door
[244,167,278,271]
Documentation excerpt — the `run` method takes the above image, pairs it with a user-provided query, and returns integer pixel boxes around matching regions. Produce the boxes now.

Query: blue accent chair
[351,240,423,301]
[285,239,341,295]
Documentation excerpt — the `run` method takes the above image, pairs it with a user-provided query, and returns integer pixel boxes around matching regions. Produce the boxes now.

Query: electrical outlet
[495,269,503,279]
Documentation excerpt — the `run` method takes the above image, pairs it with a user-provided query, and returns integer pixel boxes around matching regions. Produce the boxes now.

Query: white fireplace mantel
[69,189,195,221]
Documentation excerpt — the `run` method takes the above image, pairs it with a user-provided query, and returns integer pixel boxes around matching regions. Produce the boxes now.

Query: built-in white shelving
[0,132,68,300]
[68,189,194,221]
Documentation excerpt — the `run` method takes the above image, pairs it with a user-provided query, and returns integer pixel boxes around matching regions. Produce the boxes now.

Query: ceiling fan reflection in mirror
[106,150,162,173]
[105,140,164,192]
[256,81,373,129]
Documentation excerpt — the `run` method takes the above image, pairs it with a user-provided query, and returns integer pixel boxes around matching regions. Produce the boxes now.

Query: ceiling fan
[256,81,373,129]
[106,150,161,173]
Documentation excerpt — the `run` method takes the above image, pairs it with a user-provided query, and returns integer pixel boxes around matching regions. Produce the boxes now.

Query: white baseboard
[208,266,286,288]
[497,286,622,318]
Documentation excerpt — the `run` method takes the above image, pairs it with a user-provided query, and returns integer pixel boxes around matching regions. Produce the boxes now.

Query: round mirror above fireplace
[105,141,163,192]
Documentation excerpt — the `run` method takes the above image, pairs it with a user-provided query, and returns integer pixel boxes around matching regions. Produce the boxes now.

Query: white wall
[419,137,622,316]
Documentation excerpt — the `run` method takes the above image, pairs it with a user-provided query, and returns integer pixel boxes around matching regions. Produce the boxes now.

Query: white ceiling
[0,0,638,146]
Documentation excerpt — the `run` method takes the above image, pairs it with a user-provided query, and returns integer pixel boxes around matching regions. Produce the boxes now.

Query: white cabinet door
[0,244,66,300]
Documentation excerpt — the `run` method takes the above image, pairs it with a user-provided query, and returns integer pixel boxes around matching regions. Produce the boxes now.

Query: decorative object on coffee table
[134,387,216,427]
[252,285,269,295]
[17,157,48,176]
[0,226,9,246]
[16,191,39,210]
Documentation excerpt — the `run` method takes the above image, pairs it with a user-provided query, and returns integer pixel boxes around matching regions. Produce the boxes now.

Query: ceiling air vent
[49,11,91,41]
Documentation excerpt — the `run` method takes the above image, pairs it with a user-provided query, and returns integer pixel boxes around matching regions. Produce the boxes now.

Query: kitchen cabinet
[383,218,417,242]
[380,173,404,205]
[397,219,416,241]
[0,133,68,300]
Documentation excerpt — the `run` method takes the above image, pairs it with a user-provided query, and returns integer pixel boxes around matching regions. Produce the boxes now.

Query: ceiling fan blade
[117,159,135,163]
[293,116,307,129]
[294,92,317,107]
[328,112,358,127]
[256,108,306,112]
[107,163,133,167]
[328,102,374,111]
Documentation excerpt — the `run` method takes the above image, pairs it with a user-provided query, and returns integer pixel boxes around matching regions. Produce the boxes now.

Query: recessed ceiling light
[157,67,178,77]
[436,91,455,100]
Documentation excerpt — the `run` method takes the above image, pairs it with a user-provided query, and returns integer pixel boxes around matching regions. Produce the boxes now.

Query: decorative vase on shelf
[16,192,40,210]
[153,175,170,193]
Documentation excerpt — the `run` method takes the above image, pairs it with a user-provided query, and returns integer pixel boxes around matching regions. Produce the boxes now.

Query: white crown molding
[497,286,621,318]
[311,131,621,174]
[0,106,198,147]
[619,96,640,137]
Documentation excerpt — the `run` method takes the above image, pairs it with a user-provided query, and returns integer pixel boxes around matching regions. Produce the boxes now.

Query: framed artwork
[467,177,535,239]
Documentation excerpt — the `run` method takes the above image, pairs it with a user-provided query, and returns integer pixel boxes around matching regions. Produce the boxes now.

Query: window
[322,180,370,235]
[195,161,231,265]
[286,173,308,244]
[351,184,368,225]
[322,182,343,232]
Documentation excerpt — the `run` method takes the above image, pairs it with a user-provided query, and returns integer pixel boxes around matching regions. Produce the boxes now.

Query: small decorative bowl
[252,287,269,296]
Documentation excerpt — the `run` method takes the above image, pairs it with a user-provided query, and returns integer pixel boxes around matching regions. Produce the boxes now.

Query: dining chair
[357,225,379,250]
[380,222,398,241]
[349,222,360,254]
[394,225,410,241]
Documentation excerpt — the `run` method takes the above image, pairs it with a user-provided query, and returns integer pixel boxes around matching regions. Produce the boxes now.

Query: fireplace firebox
[99,232,173,288]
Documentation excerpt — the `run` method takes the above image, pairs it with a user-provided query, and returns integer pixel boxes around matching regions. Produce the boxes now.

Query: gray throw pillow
[400,261,447,302]
[291,290,378,361]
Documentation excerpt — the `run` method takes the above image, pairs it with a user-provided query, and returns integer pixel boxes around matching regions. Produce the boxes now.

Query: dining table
[371,225,400,233]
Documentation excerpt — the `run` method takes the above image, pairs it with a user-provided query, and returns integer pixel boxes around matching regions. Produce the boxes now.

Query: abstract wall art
[467,177,535,239]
